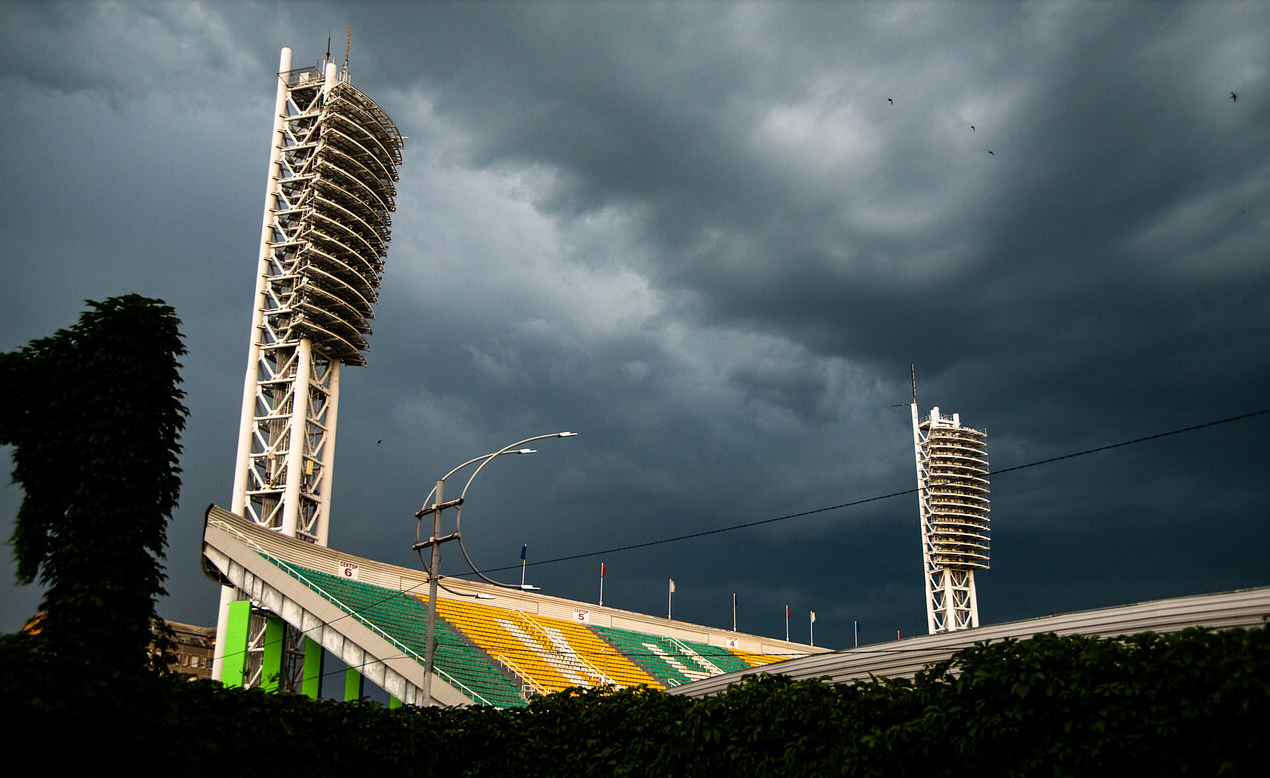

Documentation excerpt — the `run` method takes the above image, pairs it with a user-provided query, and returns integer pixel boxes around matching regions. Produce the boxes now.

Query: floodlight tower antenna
[215,43,404,682]
[344,27,351,80]
[910,388,990,634]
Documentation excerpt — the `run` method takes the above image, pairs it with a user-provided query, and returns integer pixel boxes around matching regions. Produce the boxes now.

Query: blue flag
[520,543,527,560]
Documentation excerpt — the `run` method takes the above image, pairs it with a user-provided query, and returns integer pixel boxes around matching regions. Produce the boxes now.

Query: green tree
[1,295,187,673]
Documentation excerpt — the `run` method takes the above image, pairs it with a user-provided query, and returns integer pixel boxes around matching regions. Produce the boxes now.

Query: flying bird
[1230,92,1237,102]
[971,125,975,132]
[377,439,383,446]
[887,97,893,105]
[988,150,994,156]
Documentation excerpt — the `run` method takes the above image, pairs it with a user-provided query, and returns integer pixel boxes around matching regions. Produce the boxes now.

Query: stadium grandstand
[202,504,822,708]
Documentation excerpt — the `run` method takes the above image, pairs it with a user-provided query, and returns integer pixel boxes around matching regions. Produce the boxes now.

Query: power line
[471,407,1270,575]
[989,408,1269,475]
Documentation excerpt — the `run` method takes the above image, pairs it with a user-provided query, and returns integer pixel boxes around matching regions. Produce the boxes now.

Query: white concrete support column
[911,402,938,634]
[281,338,313,538]
[967,574,980,628]
[316,360,340,547]
[217,47,292,682]
[323,60,338,95]
[232,46,291,515]
[212,585,236,681]
[942,572,956,632]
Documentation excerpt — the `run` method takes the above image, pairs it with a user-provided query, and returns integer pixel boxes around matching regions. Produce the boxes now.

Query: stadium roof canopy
[671,585,1270,698]
[202,505,824,707]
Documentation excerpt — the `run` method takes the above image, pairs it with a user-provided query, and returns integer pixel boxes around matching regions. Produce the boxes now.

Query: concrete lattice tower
[911,405,990,634]
[213,45,403,683]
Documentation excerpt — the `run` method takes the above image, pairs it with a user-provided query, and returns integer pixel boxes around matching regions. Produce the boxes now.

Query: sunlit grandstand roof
[202,505,824,707]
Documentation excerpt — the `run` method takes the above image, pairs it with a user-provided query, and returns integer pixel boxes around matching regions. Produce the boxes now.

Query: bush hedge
[2,624,1266,776]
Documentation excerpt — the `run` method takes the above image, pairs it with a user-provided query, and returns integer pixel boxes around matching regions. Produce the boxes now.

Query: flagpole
[599,562,605,606]
[810,611,815,647]
[519,543,527,588]
[854,620,859,648]
[785,605,790,641]
[668,578,675,619]
[732,592,737,631]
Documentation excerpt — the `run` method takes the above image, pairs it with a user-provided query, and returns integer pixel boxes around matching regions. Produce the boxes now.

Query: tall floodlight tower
[911,404,990,634]
[213,43,403,683]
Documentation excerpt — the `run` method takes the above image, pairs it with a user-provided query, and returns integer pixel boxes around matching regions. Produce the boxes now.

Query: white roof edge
[204,504,825,657]
[669,585,1270,698]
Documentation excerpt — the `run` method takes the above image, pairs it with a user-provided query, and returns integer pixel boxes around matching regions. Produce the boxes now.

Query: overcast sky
[2,1,1267,649]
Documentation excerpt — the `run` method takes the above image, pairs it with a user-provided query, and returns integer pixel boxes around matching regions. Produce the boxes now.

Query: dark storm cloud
[2,1,1267,649]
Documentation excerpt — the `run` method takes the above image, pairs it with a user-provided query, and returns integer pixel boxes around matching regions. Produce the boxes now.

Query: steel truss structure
[215,46,402,684]
[231,47,402,544]
[911,405,990,634]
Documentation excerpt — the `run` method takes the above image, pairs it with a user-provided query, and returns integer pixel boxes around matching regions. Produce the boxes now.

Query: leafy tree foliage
[3,624,1265,775]
[1,295,186,673]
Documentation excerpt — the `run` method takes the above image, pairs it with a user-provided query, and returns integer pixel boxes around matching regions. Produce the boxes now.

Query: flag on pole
[810,611,816,623]
[669,578,676,593]
[520,544,527,560]
[785,605,790,619]
[600,562,606,578]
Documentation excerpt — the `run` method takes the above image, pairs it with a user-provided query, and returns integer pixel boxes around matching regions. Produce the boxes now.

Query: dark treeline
[1,624,1266,776]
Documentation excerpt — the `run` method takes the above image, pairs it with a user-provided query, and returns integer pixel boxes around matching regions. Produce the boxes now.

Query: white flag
[810,611,816,623]
[669,578,676,593]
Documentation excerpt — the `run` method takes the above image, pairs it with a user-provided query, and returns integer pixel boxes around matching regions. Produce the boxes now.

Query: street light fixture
[452,433,577,591]
[413,431,576,705]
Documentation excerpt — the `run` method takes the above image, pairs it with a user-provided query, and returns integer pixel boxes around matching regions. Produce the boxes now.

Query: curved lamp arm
[458,432,576,504]
[414,431,576,582]
[454,431,576,589]
[414,447,535,550]
[415,447,538,516]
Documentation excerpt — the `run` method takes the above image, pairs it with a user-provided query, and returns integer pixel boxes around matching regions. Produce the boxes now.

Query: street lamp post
[414,431,576,705]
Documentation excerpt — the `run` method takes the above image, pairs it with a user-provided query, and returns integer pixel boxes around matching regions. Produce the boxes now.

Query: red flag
[785,605,790,619]
[600,562,605,578]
